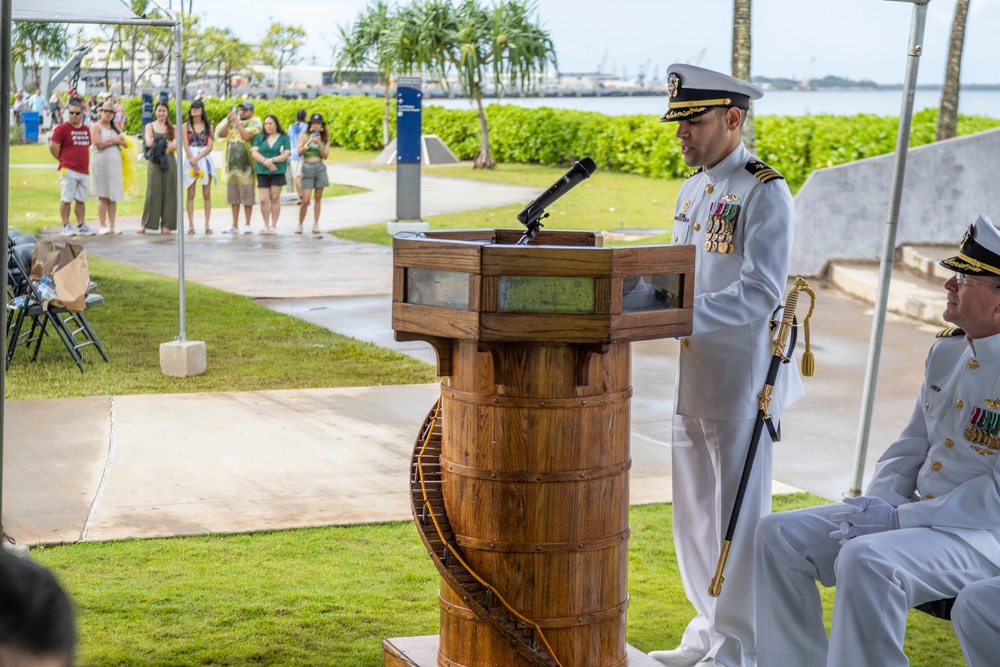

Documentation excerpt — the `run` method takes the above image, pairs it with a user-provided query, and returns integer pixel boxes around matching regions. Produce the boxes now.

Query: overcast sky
[188,0,1000,85]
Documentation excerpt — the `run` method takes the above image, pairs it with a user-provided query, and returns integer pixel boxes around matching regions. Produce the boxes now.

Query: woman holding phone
[296,112,330,235]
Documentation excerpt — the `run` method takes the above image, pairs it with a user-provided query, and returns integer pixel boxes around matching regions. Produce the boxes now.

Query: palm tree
[937,0,971,141]
[337,0,400,147]
[731,0,755,153]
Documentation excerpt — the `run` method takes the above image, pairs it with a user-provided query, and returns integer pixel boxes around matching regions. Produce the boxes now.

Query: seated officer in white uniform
[952,576,1000,667]
[651,65,801,667]
[754,214,1000,667]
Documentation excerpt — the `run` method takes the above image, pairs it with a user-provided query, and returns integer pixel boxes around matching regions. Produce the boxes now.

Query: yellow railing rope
[417,397,563,667]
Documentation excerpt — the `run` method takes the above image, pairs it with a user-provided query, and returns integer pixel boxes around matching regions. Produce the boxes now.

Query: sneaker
[242,227,253,234]
[221,226,239,234]
[77,224,96,236]
[61,223,76,236]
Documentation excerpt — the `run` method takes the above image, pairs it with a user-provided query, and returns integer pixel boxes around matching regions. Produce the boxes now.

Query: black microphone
[516,157,597,244]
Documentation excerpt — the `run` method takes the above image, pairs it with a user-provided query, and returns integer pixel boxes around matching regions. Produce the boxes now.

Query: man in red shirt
[48,100,96,236]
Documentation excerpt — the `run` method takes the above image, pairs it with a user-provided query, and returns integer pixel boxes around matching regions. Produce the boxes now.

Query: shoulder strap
[745,160,785,183]
[936,327,965,338]
[686,167,703,179]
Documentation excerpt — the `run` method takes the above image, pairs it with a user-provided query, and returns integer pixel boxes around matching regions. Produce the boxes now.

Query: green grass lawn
[335,163,681,246]
[29,494,962,667]
[5,257,435,400]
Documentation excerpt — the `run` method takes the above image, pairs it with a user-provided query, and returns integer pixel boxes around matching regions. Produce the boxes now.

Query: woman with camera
[250,114,291,234]
[296,112,330,235]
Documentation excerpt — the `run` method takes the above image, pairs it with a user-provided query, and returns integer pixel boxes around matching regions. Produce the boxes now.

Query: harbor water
[424,88,1000,118]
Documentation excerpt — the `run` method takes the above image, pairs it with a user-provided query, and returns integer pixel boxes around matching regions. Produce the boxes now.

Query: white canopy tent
[1,0,186,549]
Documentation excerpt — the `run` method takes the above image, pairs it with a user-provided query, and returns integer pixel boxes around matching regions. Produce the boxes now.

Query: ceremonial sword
[709,277,816,598]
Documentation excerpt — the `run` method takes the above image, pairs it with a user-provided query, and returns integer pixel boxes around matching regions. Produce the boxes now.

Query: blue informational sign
[141,94,153,139]
[396,83,422,163]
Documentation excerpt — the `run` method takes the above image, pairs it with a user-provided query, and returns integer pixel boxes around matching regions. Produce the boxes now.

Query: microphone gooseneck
[516,157,597,245]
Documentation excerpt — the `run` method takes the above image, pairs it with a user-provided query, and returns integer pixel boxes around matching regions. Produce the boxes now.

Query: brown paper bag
[29,240,90,313]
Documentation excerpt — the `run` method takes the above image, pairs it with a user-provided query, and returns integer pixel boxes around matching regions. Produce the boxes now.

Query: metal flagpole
[848,0,930,496]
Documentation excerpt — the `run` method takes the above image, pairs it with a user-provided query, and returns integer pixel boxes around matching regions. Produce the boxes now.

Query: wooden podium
[385,229,694,667]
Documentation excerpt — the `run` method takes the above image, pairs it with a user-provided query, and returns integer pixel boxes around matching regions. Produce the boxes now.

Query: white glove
[829,496,899,544]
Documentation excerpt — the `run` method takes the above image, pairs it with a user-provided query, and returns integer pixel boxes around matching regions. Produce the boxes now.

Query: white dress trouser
[672,414,774,667]
[755,504,1000,667]
[953,576,1000,667]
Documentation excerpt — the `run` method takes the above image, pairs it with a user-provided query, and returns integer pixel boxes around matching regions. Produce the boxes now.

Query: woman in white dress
[89,99,126,234]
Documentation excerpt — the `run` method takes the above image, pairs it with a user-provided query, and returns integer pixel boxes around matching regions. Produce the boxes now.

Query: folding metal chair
[915,597,955,621]
[6,243,108,372]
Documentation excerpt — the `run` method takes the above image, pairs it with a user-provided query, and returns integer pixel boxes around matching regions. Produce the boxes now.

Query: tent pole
[0,0,12,549]
[848,0,929,496]
[169,9,187,341]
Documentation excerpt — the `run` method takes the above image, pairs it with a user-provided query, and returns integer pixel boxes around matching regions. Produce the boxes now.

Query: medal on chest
[703,202,741,254]
[965,406,1000,455]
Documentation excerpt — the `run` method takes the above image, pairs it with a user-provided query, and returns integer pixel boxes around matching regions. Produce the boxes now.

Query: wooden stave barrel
[437,340,632,667]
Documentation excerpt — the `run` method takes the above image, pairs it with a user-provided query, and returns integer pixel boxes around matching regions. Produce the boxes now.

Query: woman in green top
[250,114,291,235]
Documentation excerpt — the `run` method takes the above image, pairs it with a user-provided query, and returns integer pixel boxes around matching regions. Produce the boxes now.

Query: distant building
[323,68,382,86]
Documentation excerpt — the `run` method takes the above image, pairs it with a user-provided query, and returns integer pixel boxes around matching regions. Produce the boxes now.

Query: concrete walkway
[2,161,937,546]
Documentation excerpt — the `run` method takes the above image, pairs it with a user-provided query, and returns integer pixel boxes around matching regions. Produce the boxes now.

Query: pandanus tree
[337,0,400,147]
[429,0,557,169]
[339,0,557,169]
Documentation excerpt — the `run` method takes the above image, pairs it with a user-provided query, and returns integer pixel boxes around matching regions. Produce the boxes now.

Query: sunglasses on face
[68,111,82,115]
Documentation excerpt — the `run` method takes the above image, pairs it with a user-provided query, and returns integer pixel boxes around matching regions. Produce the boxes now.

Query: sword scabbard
[708,540,732,598]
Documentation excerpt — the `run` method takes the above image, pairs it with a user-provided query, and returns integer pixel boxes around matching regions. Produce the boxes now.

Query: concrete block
[387,221,429,235]
[160,340,207,377]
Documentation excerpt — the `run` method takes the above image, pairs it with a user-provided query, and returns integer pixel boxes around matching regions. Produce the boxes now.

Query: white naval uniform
[953,576,1000,667]
[669,142,803,667]
[755,331,1000,667]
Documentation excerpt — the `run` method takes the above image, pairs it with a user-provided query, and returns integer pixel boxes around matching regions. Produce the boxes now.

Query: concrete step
[899,244,954,282]
[827,244,951,327]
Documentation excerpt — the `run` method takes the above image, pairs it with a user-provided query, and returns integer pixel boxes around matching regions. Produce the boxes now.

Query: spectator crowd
[13,88,334,237]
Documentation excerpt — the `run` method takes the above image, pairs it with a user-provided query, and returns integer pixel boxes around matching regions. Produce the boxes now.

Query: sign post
[395,76,423,224]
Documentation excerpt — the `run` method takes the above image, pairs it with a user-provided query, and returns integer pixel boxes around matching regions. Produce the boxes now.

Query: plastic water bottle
[37,276,57,301]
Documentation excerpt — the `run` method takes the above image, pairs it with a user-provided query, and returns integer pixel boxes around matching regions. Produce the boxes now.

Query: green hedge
[122,95,388,150]
[122,95,1000,192]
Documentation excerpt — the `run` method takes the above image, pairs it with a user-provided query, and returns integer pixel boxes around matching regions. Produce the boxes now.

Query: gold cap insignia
[667,73,680,98]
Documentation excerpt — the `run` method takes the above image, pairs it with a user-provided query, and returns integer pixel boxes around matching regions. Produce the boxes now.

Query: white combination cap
[661,64,764,122]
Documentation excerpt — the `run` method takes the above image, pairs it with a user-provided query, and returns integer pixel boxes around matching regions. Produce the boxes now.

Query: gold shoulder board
[745,160,784,184]
[687,167,704,180]
[936,327,966,338]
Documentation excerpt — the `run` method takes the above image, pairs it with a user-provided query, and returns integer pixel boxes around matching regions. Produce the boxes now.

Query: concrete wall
[791,127,1000,277]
